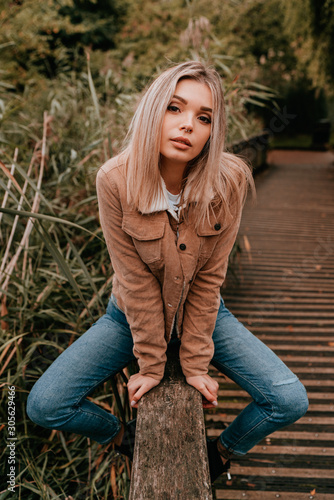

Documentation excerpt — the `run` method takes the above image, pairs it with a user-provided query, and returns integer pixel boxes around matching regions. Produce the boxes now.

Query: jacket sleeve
[96,167,167,381]
[179,214,241,378]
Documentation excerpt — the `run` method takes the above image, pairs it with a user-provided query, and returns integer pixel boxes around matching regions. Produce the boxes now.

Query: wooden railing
[129,342,212,500]
[230,131,270,172]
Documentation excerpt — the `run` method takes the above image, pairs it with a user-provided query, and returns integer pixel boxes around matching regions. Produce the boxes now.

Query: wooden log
[129,342,213,500]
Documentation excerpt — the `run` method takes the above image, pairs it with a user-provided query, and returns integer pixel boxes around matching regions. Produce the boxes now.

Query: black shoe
[115,419,137,461]
[206,437,231,483]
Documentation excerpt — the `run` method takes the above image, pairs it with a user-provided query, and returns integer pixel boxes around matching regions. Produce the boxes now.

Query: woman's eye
[199,115,211,124]
[167,104,180,112]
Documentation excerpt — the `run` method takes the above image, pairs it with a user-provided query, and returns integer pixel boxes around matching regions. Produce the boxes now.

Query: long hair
[122,61,255,229]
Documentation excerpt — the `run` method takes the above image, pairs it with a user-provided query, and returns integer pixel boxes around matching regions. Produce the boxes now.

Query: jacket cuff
[139,370,164,382]
[180,364,209,379]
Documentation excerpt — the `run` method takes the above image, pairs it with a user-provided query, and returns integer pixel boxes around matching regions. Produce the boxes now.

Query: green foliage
[57,0,128,51]
[230,0,298,89]
[282,0,334,92]
[0,0,127,80]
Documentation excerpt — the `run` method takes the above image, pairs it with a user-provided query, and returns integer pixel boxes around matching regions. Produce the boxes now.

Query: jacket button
[179,243,186,251]
[214,223,221,231]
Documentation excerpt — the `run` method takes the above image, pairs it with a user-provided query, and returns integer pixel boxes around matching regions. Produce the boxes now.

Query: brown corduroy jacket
[96,156,241,381]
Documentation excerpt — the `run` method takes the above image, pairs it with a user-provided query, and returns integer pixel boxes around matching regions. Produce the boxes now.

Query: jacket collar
[142,177,215,221]
[142,177,184,221]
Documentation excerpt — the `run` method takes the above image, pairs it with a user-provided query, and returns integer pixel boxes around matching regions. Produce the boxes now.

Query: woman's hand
[186,374,219,409]
[127,373,160,408]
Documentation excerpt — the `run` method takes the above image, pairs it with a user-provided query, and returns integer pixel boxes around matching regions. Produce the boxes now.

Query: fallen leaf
[310,488,316,495]
[110,464,117,498]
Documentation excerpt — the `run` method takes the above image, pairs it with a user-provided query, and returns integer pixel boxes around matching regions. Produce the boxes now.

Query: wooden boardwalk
[206,150,334,500]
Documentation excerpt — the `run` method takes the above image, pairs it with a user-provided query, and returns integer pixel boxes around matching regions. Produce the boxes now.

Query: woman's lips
[171,136,192,149]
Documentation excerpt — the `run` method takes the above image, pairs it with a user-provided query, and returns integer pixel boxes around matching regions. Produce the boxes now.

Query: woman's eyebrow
[200,106,212,113]
[172,95,212,113]
[173,94,187,104]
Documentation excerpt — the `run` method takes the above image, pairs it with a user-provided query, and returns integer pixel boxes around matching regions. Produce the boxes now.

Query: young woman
[27,61,308,483]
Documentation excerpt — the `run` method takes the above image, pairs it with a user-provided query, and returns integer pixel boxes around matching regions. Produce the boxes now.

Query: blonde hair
[123,61,255,229]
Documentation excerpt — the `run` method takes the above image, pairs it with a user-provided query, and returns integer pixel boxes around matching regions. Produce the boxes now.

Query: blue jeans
[26,295,308,455]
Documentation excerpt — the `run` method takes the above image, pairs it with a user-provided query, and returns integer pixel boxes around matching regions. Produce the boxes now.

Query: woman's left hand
[186,374,219,409]
[127,373,161,409]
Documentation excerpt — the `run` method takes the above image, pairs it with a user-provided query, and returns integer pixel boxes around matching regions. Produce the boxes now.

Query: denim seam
[212,361,274,454]
[220,410,273,456]
[76,406,122,443]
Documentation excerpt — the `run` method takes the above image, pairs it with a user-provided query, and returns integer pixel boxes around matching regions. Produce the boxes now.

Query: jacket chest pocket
[197,222,225,261]
[122,215,165,264]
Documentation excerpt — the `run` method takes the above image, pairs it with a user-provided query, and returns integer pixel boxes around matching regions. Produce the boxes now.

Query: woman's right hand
[127,373,160,408]
[186,374,219,408]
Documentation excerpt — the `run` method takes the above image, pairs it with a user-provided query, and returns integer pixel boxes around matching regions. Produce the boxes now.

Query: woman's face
[160,79,213,171]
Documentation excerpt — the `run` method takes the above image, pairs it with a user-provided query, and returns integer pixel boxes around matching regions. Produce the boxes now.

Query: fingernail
[131,401,136,407]
[213,401,218,406]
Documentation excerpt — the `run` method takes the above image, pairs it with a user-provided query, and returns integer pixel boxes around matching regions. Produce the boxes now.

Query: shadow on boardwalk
[207,150,334,500]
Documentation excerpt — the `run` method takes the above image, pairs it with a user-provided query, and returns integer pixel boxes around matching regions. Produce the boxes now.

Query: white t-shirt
[166,190,181,220]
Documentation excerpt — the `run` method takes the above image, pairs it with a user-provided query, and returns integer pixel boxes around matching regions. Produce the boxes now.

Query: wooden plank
[232,318,334,325]
[224,287,334,295]
[230,311,334,318]
[277,356,334,363]
[224,285,334,292]
[283,367,334,374]
[216,402,334,412]
[267,347,334,353]
[225,292,334,300]
[206,429,334,441]
[245,328,334,335]
[300,380,334,387]
[218,390,334,400]
[257,339,334,346]
[277,356,334,365]
[243,445,334,456]
[250,326,334,334]
[225,300,334,308]
[224,288,334,295]
[213,366,334,374]
[211,369,334,379]
[206,415,334,425]
[216,491,334,499]
[231,465,333,479]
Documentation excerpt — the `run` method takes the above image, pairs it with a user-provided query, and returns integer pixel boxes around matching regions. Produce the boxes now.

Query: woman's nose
[180,120,193,133]
[180,112,194,133]
[181,124,193,133]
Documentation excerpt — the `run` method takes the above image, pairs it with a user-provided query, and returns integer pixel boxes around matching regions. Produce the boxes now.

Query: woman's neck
[160,157,186,195]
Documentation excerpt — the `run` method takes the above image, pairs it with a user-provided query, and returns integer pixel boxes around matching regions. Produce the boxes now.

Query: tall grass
[0,58,138,499]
